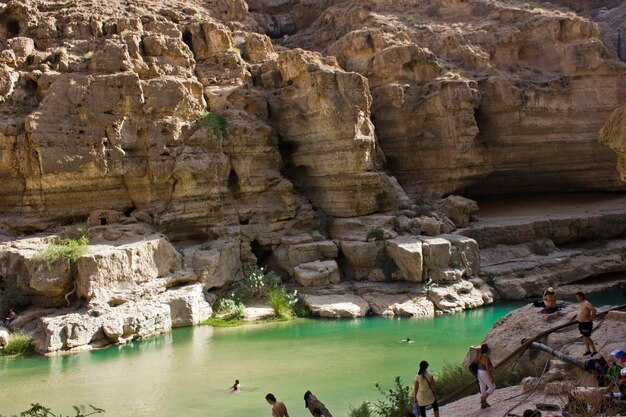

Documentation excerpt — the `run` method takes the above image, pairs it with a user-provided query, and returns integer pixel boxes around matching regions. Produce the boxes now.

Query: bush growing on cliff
[0,403,105,417]
[366,227,385,241]
[213,294,245,321]
[348,402,373,417]
[35,236,89,268]
[371,377,412,417]
[200,111,227,138]
[433,362,475,399]
[1,331,32,356]
[293,296,312,317]
[267,286,297,319]
[241,266,279,301]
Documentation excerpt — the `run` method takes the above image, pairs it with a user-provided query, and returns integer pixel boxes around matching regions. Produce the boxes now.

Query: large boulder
[293,260,341,287]
[361,293,435,317]
[76,235,182,304]
[339,240,383,280]
[158,283,212,327]
[436,196,479,228]
[183,238,242,290]
[385,236,423,282]
[304,294,370,318]
[31,301,172,353]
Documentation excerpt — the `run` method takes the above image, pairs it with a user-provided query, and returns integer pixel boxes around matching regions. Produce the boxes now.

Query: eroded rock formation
[0,0,625,353]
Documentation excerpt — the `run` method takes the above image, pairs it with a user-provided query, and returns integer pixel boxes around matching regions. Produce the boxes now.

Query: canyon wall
[0,0,625,352]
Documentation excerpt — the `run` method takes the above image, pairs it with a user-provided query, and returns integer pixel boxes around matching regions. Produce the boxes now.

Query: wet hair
[575,291,586,300]
[418,360,429,375]
[265,393,276,402]
[480,343,489,354]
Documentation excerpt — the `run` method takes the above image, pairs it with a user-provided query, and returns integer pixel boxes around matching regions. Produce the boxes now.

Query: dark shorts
[578,321,593,337]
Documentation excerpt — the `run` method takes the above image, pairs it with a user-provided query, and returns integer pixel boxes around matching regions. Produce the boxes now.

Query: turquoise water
[1,290,623,417]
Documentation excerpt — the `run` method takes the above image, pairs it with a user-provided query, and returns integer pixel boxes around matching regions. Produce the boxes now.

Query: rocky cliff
[0,0,625,353]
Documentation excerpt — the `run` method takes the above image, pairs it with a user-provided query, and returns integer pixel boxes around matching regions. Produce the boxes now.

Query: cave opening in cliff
[5,20,20,38]
[25,80,37,95]
[182,30,193,50]
[277,137,303,184]
[227,169,240,194]
[250,239,272,267]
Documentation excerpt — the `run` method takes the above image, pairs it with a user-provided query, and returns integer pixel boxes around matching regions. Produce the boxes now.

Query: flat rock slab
[243,306,275,321]
[304,294,370,318]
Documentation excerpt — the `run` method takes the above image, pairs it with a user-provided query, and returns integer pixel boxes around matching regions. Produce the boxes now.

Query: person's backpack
[469,360,479,376]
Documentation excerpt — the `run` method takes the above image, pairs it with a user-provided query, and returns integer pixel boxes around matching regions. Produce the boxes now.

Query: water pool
[1,290,623,417]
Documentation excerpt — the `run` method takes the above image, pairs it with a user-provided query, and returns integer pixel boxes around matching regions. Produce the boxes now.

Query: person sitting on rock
[540,288,559,314]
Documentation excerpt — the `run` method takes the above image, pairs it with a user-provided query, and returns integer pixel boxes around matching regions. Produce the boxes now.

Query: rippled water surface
[1,290,623,417]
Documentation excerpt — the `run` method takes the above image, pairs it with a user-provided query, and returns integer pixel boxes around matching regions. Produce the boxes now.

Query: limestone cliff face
[0,0,404,239]
[1,0,626,353]
[268,0,626,198]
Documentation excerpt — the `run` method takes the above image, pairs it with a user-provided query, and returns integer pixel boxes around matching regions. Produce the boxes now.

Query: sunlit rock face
[0,0,406,240]
[271,0,626,198]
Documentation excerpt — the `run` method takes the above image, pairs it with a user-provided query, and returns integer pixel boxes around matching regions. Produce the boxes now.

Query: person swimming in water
[230,379,240,393]
[401,337,415,344]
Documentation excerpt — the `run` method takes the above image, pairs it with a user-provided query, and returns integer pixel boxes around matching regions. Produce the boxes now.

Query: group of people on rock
[538,289,599,357]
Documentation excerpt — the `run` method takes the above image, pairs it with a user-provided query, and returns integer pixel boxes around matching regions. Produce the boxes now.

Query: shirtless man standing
[575,292,597,356]
[265,393,290,417]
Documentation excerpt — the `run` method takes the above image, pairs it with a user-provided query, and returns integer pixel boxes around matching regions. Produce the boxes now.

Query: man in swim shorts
[576,292,597,357]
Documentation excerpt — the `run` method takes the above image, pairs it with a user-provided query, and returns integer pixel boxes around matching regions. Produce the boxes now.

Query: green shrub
[348,402,373,417]
[371,376,412,417]
[241,266,278,301]
[433,362,475,399]
[267,286,297,319]
[1,331,32,356]
[293,296,312,317]
[213,294,245,321]
[366,227,385,241]
[1,403,104,417]
[35,236,89,268]
[200,111,227,138]
[314,209,333,237]
[202,316,244,327]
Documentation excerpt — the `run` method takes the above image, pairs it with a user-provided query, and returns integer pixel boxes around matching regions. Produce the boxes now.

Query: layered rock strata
[269,0,626,197]
[1,0,626,354]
